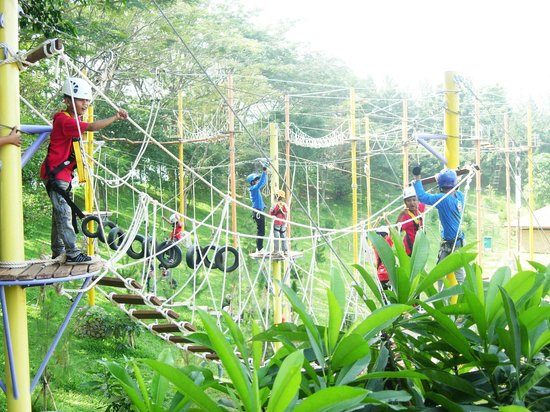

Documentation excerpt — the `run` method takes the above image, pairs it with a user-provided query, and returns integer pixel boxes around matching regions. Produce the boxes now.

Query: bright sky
[242,0,549,101]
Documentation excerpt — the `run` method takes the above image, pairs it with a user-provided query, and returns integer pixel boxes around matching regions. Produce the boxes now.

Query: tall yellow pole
[228,76,237,247]
[474,99,482,264]
[402,99,409,188]
[504,114,512,256]
[444,72,460,169]
[527,102,534,260]
[178,91,185,228]
[365,116,372,230]
[284,95,291,242]
[0,1,32,408]
[270,123,284,337]
[444,72,459,299]
[85,105,96,305]
[350,89,358,266]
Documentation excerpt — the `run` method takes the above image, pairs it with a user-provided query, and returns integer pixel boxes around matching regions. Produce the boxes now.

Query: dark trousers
[252,210,265,250]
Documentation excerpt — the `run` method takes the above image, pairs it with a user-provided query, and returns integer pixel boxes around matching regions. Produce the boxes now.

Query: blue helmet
[437,169,457,189]
[246,173,259,184]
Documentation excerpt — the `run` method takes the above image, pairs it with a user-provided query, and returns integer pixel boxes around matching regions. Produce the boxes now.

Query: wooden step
[151,323,181,333]
[187,345,212,353]
[205,353,220,360]
[182,322,196,332]
[110,294,162,306]
[95,276,142,289]
[131,309,179,320]
[168,335,192,344]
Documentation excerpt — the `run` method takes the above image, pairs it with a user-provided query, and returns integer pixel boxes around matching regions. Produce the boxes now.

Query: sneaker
[66,253,92,265]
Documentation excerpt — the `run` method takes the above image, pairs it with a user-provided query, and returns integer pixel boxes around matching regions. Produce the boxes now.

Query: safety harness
[45,135,87,233]
[404,210,422,253]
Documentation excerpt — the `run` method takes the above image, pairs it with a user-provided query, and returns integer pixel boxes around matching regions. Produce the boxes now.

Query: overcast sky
[241,0,549,102]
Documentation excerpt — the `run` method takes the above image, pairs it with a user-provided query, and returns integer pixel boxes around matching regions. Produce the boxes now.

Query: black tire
[81,215,101,238]
[186,245,202,269]
[201,244,218,269]
[107,227,125,251]
[157,240,183,269]
[127,234,146,259]
[214,246,239,273]
[98,220,117,243]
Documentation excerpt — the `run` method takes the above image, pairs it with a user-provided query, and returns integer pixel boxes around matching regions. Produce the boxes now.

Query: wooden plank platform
[0,260,103,282]
[131,309,179,320]
[95,276,142,289]
[249,250,303,261]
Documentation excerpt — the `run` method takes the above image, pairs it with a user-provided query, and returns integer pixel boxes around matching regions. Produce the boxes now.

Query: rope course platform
[248,251,304,261]
[0,260,103,286]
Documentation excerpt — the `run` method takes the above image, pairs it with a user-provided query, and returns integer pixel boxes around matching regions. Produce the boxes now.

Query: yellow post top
[444,71,460,169]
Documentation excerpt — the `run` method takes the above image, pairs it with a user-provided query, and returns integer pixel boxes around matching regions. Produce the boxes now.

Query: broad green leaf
[105,361,148,412]
[463,288,487,342]
[418,303,475,362]
[251,322,262,412]
[151,349,173,407]
[293,386,368,412]
[327,289,343,353]
[420,369,486,400]
[132,361,151,410]
[142,359,223,412]
[499,406,531,412]
[330,268,346,310]
[355,371,428,381]
[532,329,550,356]
[198,310,253,412]
[368,231,397,289]
[354,264,384,306]
[266,350,304,412]
[368,390,411,402]
[409,230,429,280]
[282,284,325,367]
[499,287,521,371]
[332,334,370,369]
[425,391,464,412]
[517,363,550,400]
[222,310,249,360]
[396,266,410,303]
[349,304,411,339]
[335,355,371,386]
[417,251,476,293]
[391,228,411,283]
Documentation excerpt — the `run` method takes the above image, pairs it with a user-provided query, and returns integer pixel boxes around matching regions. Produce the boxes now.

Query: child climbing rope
[247,163,268,253]
[396,186,425,256]
[40,77,128,264]
[270,189,289,256]
[412,165,466,286]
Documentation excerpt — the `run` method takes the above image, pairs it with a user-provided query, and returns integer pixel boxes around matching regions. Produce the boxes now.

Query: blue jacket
[413,180,465,242]
[249,171,267,210]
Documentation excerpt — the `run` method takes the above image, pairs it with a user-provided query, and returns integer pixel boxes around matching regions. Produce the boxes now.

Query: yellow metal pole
[270,123,284,347]
[284,95,291,242]
[178,91,185,228]
[504,114,512,256]
[227,76,237,247]
[444,71,459,299]
[402,99,409,187]
[0,0,32,408]
[365,116,371,230]
[474,99,482,265]
[85,105,95,305]
[350,89,358,266]
[527,102,534,260]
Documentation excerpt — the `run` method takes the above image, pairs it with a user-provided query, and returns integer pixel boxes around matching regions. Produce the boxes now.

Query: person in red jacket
[41,77,128,264]
[269,190,289,256]
[396,186,425,256]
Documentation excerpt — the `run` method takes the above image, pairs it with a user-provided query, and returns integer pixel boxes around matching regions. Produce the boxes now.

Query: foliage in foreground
[103,230,549,411]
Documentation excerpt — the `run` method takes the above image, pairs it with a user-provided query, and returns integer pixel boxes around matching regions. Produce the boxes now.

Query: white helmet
[62,77,92,100]
[403,186,417,200]
[376,226,390,236]
[169,213,179,224]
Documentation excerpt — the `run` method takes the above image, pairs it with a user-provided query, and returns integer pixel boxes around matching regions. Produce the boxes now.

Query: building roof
[513,205,550,229]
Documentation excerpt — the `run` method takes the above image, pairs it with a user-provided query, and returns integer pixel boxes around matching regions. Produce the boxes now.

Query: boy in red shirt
[269,190,289,256]
[396,186,425,256]
[40,77,128,264]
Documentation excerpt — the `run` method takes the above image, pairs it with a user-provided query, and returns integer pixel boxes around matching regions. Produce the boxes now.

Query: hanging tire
[186,245,202,269]
[214,246,239,273]
[81,215,101,238]
[127,234,147,259]
[107,227,125,251]
[201,244,218,269]
[157,241,183,269]
[98,220,117,243]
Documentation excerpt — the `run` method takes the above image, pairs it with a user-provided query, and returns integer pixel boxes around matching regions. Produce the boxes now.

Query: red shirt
[375,235,393,281]
[396,203,425,256]
[270,202,288,225]
[170,221,183,241]
[40,112,89,183]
